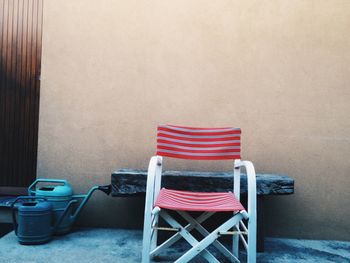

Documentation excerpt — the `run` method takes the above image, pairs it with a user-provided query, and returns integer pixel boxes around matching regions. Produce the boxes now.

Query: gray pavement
[0,228,349,263]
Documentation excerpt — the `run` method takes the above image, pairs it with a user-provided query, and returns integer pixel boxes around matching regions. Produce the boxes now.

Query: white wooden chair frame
[142,156,257,263]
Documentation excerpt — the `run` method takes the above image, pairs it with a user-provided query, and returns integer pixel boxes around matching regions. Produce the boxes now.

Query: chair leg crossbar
[145,209,246,263]
[219,231,248,236]
[149,212,214,259]
[152,226,180,232]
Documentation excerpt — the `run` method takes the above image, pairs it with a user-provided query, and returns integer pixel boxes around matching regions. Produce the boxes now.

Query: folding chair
[142,125,257,263]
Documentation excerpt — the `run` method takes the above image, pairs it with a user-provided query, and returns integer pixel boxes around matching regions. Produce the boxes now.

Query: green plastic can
[12,197,53,244]
[28,179,75,235]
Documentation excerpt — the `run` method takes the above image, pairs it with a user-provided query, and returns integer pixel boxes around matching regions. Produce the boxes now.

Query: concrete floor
[0,228,349,263]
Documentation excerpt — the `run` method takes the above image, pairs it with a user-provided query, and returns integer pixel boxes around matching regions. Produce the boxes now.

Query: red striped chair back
[156,125,241,160]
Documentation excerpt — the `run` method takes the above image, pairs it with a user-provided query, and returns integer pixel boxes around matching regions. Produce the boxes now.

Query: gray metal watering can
[11,196,76,244]
[28,179,111,235]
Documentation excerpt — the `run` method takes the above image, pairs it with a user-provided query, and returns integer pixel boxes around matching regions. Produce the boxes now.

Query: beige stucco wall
[38,0,350,240]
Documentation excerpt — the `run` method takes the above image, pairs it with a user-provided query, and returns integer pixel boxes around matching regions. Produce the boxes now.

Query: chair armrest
[144,156,163,215]
[234,160,257,220]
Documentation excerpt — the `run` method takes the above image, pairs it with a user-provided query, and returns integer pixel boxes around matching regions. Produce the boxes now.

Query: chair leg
[150,212,214,258]
[174,214,243,263]
[178,211,239,263]
[150,214,159,252]
[233,230,239,258]
[232,213,239,258]
[160,210,221,263]
[247,216,257,263]
[142,210,153,263]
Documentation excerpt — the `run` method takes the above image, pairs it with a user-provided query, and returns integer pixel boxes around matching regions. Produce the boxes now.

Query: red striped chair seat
[155,188,245,212]
[157,125,241,160]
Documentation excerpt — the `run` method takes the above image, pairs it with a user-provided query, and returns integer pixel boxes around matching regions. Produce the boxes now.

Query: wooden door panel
[0,0,43,187]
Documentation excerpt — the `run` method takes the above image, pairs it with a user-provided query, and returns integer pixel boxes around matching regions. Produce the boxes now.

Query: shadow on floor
[0,223,13,237]
[0,228,349,263]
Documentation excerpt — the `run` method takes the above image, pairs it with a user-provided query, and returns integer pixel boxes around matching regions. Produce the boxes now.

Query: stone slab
[111,169,294,196]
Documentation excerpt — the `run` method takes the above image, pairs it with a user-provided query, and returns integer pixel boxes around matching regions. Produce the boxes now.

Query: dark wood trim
[0,187,27,196]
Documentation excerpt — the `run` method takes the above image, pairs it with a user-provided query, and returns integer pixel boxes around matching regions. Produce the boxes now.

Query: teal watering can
[28,179,111,235]
[11,196,77,244]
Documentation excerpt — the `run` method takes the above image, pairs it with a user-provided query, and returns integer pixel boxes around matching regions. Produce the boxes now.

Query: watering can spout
[98,185,112,195]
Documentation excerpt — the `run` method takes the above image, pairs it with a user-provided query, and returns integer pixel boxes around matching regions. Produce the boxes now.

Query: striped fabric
[156,125,241,160]
[155,188,245,212]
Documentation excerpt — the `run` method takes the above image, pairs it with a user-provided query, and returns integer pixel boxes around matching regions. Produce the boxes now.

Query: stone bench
[111,169,294,252]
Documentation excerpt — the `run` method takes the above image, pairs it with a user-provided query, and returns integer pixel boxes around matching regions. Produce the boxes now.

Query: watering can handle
[53,199,78,231]
[28,179,70,196]
[11,196,47,235]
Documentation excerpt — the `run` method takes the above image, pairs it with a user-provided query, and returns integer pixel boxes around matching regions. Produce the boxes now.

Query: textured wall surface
[38,0,350,239]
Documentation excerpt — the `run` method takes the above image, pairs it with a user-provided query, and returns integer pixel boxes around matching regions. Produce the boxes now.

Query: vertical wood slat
[2,0,11,186]
[27,0,37,187]
[0,0,7,184]
[18,0,29,186]
[13,0,23,184]
[32,0,42,183]
[9,0,19,186]
[0,0,43,187]
[22,0,32,187]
